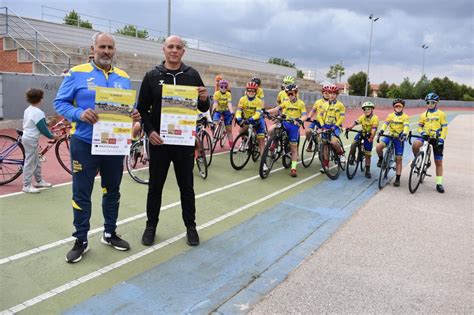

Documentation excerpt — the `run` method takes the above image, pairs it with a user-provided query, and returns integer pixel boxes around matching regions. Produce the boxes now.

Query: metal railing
[1,7,71,75]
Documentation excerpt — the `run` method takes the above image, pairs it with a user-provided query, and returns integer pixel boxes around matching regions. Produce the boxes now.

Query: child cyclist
[305,84,331,152]
[346,101,379,178]
[412,92,447,193]
[266,84,307,177]
[212,79,234,148]
[276,75,295,105]
[376,98,410,187]
[251,77,265,105]
[317,84,346,172]
[235,81,266,155]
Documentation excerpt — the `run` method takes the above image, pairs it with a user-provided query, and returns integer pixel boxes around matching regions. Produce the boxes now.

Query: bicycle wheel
[378,147,392,189]
[230,133,251,170]
[420,146,431,183]
[259,135,278,179]
[337,137,346,171]
[212,122,224,153]
[195,138,208,179]
[251,137,260,162]
[346,145,360,180]
[322,144,340,180]
[301,136,317,168]
[408,151,424,193]
[282,134,291,169]
[219,129,226,148]
[126,141,149,184]
[0,135,25,185]
[55,137,72,175]
[199,130,213,167]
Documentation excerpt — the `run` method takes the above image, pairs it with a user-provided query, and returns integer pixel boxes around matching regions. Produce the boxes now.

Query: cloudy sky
[3,0,473,86]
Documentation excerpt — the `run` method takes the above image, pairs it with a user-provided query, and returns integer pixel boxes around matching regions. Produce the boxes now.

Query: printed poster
[161,84,198,146]
[91,87,136,155]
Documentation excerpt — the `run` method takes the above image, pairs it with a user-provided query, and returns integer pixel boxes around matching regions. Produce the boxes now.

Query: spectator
[138,35,210,247]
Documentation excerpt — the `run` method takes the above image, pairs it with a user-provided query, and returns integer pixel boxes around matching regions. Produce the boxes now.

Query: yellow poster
[92,87,136,155]
[161,84,199,146]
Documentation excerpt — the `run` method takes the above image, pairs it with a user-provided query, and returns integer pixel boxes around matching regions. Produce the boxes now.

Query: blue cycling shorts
[282,121,300,144]
[213,110,233,126]
[354,133,374,154]
[381,136,404,156]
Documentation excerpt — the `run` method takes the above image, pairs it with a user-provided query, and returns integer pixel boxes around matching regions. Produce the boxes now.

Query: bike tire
[378,147,392,189]
[195,138,208,179]
[322,143,340,180]
[420,146,431,183]
[251,138,260,162]
[301,137,317,168]
[200,129,213,167]
[230,133,251,170]
[337,137,346,171]
[126,141,149,184]
[282,134,291,169]
[409,151,424,193]
[0,135,25,185]
[346,145,360,180]
[55,136,72,175]
[259,135,278,179]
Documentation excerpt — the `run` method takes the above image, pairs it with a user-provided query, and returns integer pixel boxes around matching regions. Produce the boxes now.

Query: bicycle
[345,129,368,180]
[259,114,299,179]
[408,131,434,194]
[126,131,150,185]
[230,120,260,170]
[211,113,231,154]
[195,133,208,180]
[376,133,398,189]
[319,128,345,180]
[300,120,322,168]
[196,117,213,167]
[0,119,71,185]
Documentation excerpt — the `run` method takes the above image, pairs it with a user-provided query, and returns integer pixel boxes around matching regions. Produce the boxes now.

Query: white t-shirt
[22,105,46,139]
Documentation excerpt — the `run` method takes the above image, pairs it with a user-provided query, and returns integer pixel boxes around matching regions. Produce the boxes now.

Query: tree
[387,84,401,99]
[347,71,371,96]
[398,77,415,99]
[377,81,390,98]
[297,69,304,79]
[116,25,149,39]
[326,64,345,83]
[63,10,93,29]
[268,57,295,68]
[414,75,432,99]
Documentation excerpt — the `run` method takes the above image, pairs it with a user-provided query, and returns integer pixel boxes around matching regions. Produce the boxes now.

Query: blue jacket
[54,62,131,144]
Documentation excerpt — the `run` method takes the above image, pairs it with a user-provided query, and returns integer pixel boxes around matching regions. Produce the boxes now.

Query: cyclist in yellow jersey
[236,81,266,155]
[251,77,265,104]
[412,93,448,193]
[212,79,234,147]
[266,84,307,177]
[347,101,379,178]
[376,98,410,187]
[305,84,330,152]
[317,84,346,172]
[277,75,295,105]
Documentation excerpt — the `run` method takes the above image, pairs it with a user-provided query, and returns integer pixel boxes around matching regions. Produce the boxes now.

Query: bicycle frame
[408,132,434,193]
[0,136,24,167]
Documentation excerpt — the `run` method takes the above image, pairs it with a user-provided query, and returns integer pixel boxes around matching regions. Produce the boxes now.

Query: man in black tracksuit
[137,35,210,247]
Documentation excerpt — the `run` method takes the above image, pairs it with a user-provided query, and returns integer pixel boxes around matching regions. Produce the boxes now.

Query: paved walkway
[250,114,473,313]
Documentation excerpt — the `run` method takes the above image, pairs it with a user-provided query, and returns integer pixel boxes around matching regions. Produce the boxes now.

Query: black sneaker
[101,232,130,251]
[186,227,200,246]
[393,178,400,187]
[377,158,383,168]
[436,184,445,193]
[142,225,156,246]
[365,169,371,179]
[66,239,89,263]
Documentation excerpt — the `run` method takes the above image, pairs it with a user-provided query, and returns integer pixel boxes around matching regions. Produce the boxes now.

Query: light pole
[364,14,379,97]
[167,0,171,37]
[421,44,429,77]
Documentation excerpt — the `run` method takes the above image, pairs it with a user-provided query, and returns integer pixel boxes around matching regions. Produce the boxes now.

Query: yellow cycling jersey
[236,96,263,120]
[213,91,232,111]
[279,99,306,120]
[381,112,410,136]
[355,114,379,134]
[417,109,448,140]
[277,90,288,104]
[257,87,264,99]
[311,98,328,116]
[317,100,346,126]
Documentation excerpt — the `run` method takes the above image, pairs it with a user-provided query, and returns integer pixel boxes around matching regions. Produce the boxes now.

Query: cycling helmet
[218,79,229,88]
[322,84,332,93]
[284,84,298,93]
[215,75,223,82]
[251,77,261,85]
[361,101,375,109]
[425,92,439,102]
[328,84,339,94]
[283,75,295,84]
[246,82,259,90]
[393,98,405,106]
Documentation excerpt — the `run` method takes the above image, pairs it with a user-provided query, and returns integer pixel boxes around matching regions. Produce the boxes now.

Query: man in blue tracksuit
[54,32,140,263]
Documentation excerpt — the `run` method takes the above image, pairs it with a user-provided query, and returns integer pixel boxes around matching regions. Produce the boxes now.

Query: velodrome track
[0,108,472,313]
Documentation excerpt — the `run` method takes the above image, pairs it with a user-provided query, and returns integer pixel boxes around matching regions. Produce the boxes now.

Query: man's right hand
[149,131,164,145]
[80,108,99,124]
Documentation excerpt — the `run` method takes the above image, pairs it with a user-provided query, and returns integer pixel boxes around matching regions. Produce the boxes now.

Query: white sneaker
[35,180,52,188]
[339,155,346,163]
[23,186,40,193]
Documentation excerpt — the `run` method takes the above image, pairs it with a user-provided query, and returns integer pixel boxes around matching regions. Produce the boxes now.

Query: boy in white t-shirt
[22,88,59,193]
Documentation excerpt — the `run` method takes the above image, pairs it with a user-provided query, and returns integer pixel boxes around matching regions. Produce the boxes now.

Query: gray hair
[91,32,116,46]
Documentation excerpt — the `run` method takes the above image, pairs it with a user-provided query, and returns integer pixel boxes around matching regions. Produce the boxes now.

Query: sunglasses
[287,92,296,96]
[246,89,256,93]
[363,107,372,111]
[426,101,437,105]
[166,44,184,50]
[393,105,403,109]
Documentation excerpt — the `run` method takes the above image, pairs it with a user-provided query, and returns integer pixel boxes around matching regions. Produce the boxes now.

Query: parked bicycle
[0,119,71,185]
[345,128,367,179]
[319,128,345,180]
[376,133,397,189]
[230,120,260,170]
[408,131,434,194]
[126,131,150,185]
[300,119,322,168]
[196,117,213,167]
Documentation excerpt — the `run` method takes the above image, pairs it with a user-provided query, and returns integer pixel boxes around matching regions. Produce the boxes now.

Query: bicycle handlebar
[408,131,436,145]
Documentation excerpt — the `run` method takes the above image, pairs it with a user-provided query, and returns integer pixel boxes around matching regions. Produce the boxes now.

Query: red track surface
[0,107,471,195]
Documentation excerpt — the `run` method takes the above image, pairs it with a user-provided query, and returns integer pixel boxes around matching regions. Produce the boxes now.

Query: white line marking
[2,169,322,313]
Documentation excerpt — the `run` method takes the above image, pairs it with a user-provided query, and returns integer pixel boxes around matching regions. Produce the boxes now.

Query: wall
[0,37,33,73]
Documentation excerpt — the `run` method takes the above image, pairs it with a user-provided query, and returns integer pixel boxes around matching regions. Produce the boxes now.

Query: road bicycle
[408,131,435,194]
[196,117,213,167]
[377,133,398,189]
[319,128,346,180]
[0,119,71,185]
[230,120,260,170]
[211,112,232,154]
[345,128,368,180]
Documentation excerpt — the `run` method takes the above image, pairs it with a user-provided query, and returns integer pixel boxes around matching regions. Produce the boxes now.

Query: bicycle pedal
[425,173,432,177]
